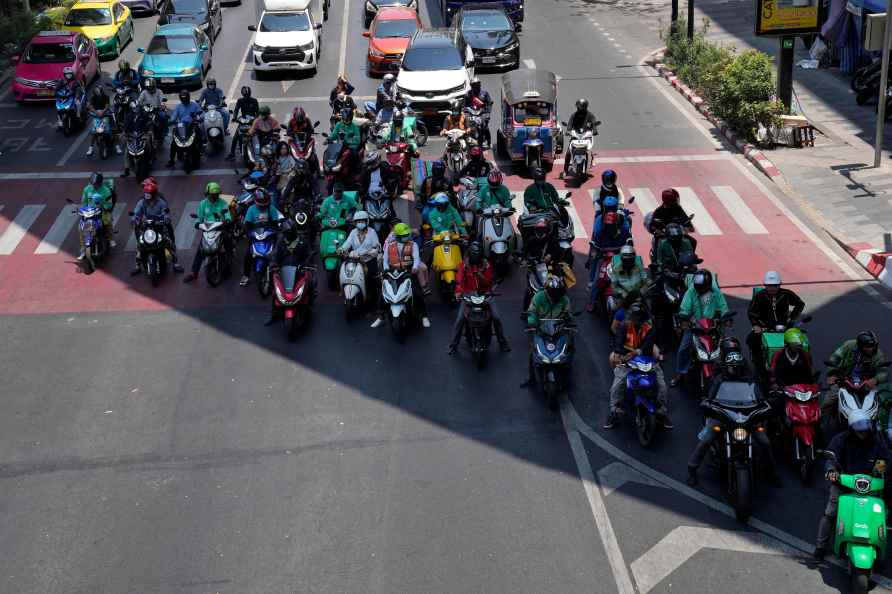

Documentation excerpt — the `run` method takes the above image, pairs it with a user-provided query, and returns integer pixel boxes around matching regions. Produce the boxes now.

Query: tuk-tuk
[496,69,563,171]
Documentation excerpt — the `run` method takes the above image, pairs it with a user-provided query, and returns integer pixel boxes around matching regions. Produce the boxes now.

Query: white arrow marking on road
[631,526,800,594]
[712,185,768,235]
[281,80,296,94]
[0,204,45,255]
[34,205,78,254]
[677,186,722,235]
[174,201,201,251]
[597,461,668,496]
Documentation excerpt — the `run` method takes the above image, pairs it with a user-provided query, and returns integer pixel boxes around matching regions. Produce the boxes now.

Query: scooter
[623,354,662,447]
[431,230,463,304]
[247,129,278,166]
[462,292,495,369]
[125,128,155,182]
[384,140,412,193]
[339,253,369,321]
[522,258,551,313]
[464,104,489,147]
[364,188,394,237]
[68,200,109,274]
[528,318,577,411]
[588,245,619,319]
[754,311,812,375]
[779,382,821,484]
[685,312,737,399]
[191,214,232,287]
[172,120,202,174]
[443,128,469,183]
[272,264,315,340]
[830,362,890,432]
[563,126,595,186]
[132,214,172,287]
[55,84,86,137]
[89,110,114,160]
[457,177,480,231]
[318,192,356,290]
[233,114,254,166]
[203,103,226,156]
[820,449,887,594]
[249,222,278,298]
[382,268,418,341]
[477,205,516,278]
[286,122,321,172]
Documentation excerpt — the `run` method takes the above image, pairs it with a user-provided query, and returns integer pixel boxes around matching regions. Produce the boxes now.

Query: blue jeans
[676,329,693,375]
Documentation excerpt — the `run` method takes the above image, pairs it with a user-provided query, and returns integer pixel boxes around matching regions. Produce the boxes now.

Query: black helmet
[393,110,405,124]
[620,244,636,269]
[468,241,483,265]
[545,276,566,303]
[575,98,588,112]
[678,252,701,270]
[90,171,104,187]
[857,331,879,354]
[206,77,217,88]
[693,270,713,295]
[470,77,481,91]
[665,223,683,241]
[627,301,647,324]
[601,169,617,186]
[144,78,156,91]
[720,337,744,368]
[532,167,546,182]
[431,160,446,178]
[179,90,190,103]
[241,85,252,98]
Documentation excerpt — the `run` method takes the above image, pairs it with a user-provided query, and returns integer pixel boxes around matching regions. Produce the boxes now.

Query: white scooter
[564,126,595,186]
[477,205,516,278]
[382,268,417,341]
[443,128,469,183]
[339,252,369,321]
[204,103,226,155]
[457,176,480,230]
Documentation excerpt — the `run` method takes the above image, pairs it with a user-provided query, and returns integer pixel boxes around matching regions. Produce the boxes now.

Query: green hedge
[663,23,784,144]
[0,9,53,69]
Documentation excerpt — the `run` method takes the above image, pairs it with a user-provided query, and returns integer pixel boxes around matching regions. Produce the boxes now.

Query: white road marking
[561,405,636,594]
[712,185,768,234]
[111,202,128,228]
[565,153,734,165]
[56,127,92,167]
[522,59,536,69]
[0,204,45,255]
[338,0,350,76]
[561,190,589,239]
[34,205,78,254]
[226,31,253,104]
[627,187,658,215]
[597,461,667,497]
[173,201,201,251]
[281,80,297,94]
[677,186,722,235]
[631,526,798,594]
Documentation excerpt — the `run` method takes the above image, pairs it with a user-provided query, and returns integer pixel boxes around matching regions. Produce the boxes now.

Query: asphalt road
[2,0,892,592]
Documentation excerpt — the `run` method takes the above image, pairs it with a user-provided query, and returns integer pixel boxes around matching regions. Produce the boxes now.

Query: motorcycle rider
[120,99,151,178]
[464,78,492,147]
[428,192,466,236]
[249,105,280,144]
[286,106,320,173]
[197,77,229,135]
[418,161,452,209]
[562,98,598,178]
[329,75,356,114]
[129,178,183,274]
[686,337,781,486]
[264,217,316,326]
[166,90,204,168]
[86,85,121,156]
[273,140,297,200]
[476,169,512,210]
[319,182,359,226]
[524,167,562,213]
[241,188,285,286]
[137,78,168,137]
[459,146,493,179]
[814,409,891,562]
[604,301,672,429]
[654,222,696,272]
[648,188,695,234]
[338,209,381,297]
[769,328,817,390]
[596,169,618,210]
[522,275,573,387]
[54,66,86,130]
[589,198,631,288]
[371,222,431,329]
[183,182,233,283]
[747,270,806,375]
[674,270,730,386]
[441,101,468,135]
[448,241,511,355]
[227,86,260,161]
[388,110,418,156]
[375,73,397,112]
[524,217,561,263]
[329,107,363,156]
[824,331,889,415]
[78,172,116,257]
[605,244,649,309]
[113,60,140,96]
[374,97,396,126]
[361,151,386,197]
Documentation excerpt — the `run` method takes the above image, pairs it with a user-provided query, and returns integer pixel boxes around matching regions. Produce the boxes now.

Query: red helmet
[603,212,618,225]
[142,179,158,195]
[487,169,503,185]
[662,188,679,206]
[470,145,483,159]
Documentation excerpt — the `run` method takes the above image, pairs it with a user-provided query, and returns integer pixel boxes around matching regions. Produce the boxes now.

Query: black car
[158,0,222,43]
[452,4,519,70]
[364,0,418,28]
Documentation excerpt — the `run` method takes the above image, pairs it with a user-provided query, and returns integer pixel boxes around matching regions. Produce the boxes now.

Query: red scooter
[781,382,821,484]
[587,245,618,319]
[272,264,316,340]
[685,312,736,398]
[384,140,412,193]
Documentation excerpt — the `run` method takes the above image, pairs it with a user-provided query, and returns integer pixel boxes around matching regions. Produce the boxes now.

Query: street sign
[755,0,822,36]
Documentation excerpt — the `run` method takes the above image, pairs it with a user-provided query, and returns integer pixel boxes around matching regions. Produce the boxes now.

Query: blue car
[137,24,212,91]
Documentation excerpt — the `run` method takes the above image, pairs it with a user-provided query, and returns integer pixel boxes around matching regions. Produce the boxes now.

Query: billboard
[755,0,822,36]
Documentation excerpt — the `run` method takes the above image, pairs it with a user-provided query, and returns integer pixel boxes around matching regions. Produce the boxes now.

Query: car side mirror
[136,47,145,53]
[362,31,369,37]
[248,24,257,31]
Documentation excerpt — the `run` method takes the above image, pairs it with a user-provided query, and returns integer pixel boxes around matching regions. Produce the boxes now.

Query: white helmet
[848,408,875,433]
[383,73,395,83]
[353,210,370,223]
[763,270,781,286]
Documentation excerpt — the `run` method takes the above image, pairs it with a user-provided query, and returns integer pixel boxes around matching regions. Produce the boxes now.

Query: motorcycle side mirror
[561,121,567,127]
[321,132,329,138]
[817,449,837,461]
[362,31,369,38]
[565,192,572,198]
[313,120,320,128]
[280,124,288,130]
[248,24,257,31]
[162,97,168,102]
[627,195,635,204]
[164,208,171,214]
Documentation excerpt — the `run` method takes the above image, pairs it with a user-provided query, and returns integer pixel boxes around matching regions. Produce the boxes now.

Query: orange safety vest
[623,321,653,352]
[387,241,414,269]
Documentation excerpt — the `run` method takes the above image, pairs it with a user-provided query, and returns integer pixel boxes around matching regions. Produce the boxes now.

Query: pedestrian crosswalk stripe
[112,202,128,228]
[712,186,768,235]
[559,191,589,240]
[627,188,658,216]
[677,187,722,235]
[0,205,45,255]
[174,201,201,251]
[34,205,78,255]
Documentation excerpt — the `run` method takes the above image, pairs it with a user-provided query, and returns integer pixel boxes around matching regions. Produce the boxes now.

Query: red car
[363,6,421,77]
[12,31,99,102]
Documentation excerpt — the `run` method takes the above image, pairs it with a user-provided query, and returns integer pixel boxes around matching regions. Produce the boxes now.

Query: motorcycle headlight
[142,229,158,244]
[732,427,748,442]
[695,346,710,361]
[794,390,813,402]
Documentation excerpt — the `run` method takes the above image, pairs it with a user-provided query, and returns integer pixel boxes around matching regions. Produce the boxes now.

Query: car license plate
[161,78,175,84]
[271,63,295,68]
[481,57,496,64]
[37,89,54,96]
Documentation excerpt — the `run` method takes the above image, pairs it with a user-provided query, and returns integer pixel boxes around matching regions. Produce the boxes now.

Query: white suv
[248,0,322,77]
[396,29,474,117]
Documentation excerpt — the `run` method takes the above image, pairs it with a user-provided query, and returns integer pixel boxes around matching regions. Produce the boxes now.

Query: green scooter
[822,450,887,594]
[319,190,357,291]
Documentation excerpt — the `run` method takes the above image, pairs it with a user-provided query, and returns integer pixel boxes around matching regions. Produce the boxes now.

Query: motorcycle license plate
[160,78,175,84]
[481,57,496,64]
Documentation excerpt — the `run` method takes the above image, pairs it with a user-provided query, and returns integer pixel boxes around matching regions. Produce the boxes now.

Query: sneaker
[421,317,431,328]
[76,250,86,260]
[114,145,123,155]
[686,467,699,486]
[370,317,384,328]
[109,239,117,248]
[86,147,94,156]
[182,272,198,283]
[657,412,674,429]
[603,413,619,429]
[239,275,251,286]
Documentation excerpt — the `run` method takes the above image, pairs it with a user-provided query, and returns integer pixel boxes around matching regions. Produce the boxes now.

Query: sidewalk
[635,0,892,252]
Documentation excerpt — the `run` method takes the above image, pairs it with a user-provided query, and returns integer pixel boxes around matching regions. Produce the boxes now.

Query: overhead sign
[755,0,822,36]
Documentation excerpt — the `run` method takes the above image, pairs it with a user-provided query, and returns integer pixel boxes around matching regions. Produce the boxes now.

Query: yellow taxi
[62,0,134,58]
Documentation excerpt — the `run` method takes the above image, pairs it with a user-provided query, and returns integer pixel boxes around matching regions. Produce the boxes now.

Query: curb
[825,232,892,288]
[643,48,782,180]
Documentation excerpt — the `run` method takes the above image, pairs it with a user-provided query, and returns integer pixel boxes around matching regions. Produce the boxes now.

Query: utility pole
[875,8,892,167]
[776,36,795,111]
[671,0,679,34]
[687,0,694,38]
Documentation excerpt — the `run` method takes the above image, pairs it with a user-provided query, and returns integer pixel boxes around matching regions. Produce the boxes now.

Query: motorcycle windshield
[714,381,759,407]
[280,265,299,291]
[538,319,561,338]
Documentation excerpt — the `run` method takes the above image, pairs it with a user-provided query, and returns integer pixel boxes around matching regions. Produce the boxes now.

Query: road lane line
[677,186,721,235]
[0,205,45,255]
[627,187,657,215]
[561,190,589,239]
[561,406,636,594]
[173,201,201,251]
[522,59,536,69]
[226,32,253,105]
[56,127,92,167]
[111,202,128,228]
[34,205,78,254]
[712,185,768,235]
[338,0,350,76]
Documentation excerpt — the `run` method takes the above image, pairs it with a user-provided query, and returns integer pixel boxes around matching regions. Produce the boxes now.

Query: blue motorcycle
[624,354,661,447]
[55,85,85,137]
[249,222,278,298]
[529,318,577,411]
[68,201,109,274]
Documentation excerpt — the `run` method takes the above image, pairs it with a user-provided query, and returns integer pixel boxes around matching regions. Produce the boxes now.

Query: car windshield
[374,19,417,38]
[401,46,463,71]
[461,12,511,32]
[147,34,197,54]
[170,0,206,12]
[24,43,75,64]
[513,101,551,123]
[259,11,310,32]
[64,8,112,25]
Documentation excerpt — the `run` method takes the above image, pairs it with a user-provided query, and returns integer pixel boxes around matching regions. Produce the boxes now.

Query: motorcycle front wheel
[257,264,271,298]
[415,121,429,147]
[206,256,222,287]
[851,565,870,594]
[733,465,752,523]
[636,408,656,448]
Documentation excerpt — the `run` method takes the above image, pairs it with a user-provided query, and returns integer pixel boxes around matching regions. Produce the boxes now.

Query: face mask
[143,193,153,200]
[356,222,367,230]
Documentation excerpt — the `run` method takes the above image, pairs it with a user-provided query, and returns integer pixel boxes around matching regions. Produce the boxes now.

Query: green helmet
[205,181,221,195]
[393,222,411,240]
[784,327,804,347]
[259,105,271,117]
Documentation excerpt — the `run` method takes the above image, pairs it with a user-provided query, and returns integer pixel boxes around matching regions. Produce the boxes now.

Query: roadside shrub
[0,9,53,67]
[712,49,784,141]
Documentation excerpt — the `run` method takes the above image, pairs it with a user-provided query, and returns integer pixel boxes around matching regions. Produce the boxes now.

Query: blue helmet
[602,169,617,186]
[602,195,619,211]
[431,192,450,206]
[249,170,265,181]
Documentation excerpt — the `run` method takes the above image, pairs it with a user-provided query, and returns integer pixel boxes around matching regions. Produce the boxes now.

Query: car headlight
[142,69,155,76]
[181,67,199,74]
[732,427,748,442]
[369,45,384,57]
[297,41,314,51]
[503,42,519,52]
[253,43,267,52]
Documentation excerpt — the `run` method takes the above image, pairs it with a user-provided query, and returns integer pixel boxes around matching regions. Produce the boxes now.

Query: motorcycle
[443,128,469,183]
[247,129,278,166]
[190,214,232,287]
[563,126,595,186]
[55,84,86,137]
[522,258,551,313]
[322,132,353,193]
[67,199,109,274]
[588,245,619,319]
[249,222,278,298]
[528,318,577,411]
[383,140,412,193]
[382,268,419,341]
[754,313,812,377]
[203,103,226,156]
[144,103,167,145]
[132,214,172,287]
[477,205,516,279]
[233,114,254,166]
[318,194,356,290]
[457,177,481,232]
[685,312,737,399]
[778,382,821,484]
[111,85,132,129]
[829,362,891,434]
[273,264,316,340]
[362,100,429,146]
[126,128,155,182]
[461,292,496,369]
[701,380,774,522]
[431,230,464,304]
[364,188,394,237]
[339,253,370,321]
[623,354,662,447]
[172,119,202,174]
[464,104,489,147]
[820,449,887,594]
[89,110,114,160]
